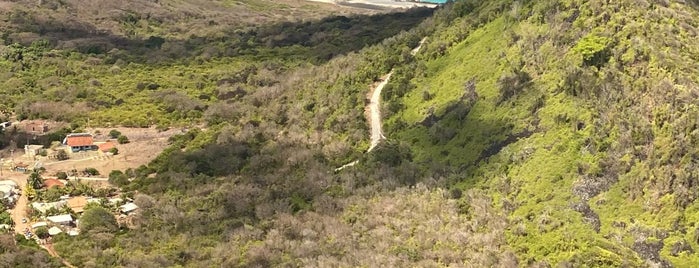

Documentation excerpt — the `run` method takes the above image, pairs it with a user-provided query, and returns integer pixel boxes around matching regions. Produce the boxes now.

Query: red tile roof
[98,141,116,152]
[44,179,64,188]
[66,135,94,147]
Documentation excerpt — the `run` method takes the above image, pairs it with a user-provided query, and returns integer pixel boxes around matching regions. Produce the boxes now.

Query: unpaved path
[367,72,392,151]
[335,37,426,171]
[7,172,28,234]
[367,37,426,151]
[43,243,77,268]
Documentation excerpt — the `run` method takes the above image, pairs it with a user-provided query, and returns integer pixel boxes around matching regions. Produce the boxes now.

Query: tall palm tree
[27,172,43,189]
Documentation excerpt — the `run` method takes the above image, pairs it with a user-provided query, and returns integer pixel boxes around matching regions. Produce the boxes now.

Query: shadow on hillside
[4,8,434,64]
[393,100,531,185]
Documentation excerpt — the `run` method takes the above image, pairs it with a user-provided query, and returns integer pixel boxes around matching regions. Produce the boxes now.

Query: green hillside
[383,0,699,266]
[3,0,699,267]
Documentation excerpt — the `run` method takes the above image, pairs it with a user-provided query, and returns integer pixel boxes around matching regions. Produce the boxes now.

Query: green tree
[108,129,122,139]
[0,211,13,225]
[108,170,129,187]
[34,226,49,239]
[80,207,118,233]
[28,172,43,189]
[56,171,68,180]
[42,187,64,202]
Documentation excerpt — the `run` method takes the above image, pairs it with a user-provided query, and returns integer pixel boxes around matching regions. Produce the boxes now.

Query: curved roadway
[336,37,426,171]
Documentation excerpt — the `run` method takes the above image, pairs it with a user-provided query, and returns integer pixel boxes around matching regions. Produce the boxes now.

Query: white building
[48,226,63,236]
[31,222,48,229]
[46,214,73,225]
[31,201,67,214]
[120,203,139,214]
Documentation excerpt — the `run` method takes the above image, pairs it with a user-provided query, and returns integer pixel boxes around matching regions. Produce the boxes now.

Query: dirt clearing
[39,127,184,176]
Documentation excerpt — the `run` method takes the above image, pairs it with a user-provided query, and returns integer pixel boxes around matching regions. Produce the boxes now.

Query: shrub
[117,135,130,144]
[55,149,68,161]
[108,170,129,187]
[108,129,121,139]
[84,168,100,176]
[56,172,67,180]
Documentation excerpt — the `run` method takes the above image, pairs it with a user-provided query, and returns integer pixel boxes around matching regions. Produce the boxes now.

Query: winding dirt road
[367,37,426,151]
[335,37,426,171]
[367,71,392,152]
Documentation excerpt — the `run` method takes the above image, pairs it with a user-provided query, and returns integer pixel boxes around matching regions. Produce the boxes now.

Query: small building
[0,180,17,187]
[0,183,15,205]
[25,144,44,157]
[120,203,139,214]
[14,162,29,173]
[0,185,14,199]
[67,196,88,214]
[47,214,73,225]
[25,120,49,134]
[32,222,48,229]
[63,133,96,152]
[32,201,67,214]
[48,226,63,236]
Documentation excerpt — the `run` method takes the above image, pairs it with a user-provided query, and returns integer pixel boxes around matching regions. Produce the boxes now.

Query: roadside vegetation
[3,0,699,267]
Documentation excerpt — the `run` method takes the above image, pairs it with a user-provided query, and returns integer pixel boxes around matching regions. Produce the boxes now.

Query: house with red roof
[63,133,96,152]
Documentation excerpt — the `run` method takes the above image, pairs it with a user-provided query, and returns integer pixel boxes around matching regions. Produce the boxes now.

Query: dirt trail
[43,243,77,268]
[335,37,426,171]
[367,71,392,152]
[367,37,426,151]
[7,172,28,234]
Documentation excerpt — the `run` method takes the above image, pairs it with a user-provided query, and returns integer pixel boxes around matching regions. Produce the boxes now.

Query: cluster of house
[29,195,139,237]
[0,180,19,206]
[19,132,117,164]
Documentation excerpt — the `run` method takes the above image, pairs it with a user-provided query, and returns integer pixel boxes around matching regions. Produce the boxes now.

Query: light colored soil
[39,127,184,176]
[5,171,28,234]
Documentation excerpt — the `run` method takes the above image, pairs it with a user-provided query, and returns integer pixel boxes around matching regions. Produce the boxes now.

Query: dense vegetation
[382,0,699,266]
[4,0,699,267]
[0,234,62,268]
[0,0,430,128]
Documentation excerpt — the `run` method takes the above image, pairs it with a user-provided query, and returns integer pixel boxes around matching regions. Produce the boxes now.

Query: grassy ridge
[383,0,699,265]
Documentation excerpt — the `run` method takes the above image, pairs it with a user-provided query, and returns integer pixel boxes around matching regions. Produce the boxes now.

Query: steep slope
[383,0,699,266]
[16,0,699,267]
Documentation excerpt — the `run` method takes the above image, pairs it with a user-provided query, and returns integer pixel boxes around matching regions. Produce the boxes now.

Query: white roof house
[48,226,63,236]
[0,180,17,186]
[0,185,13,199]
[32,222,48,229]
[47,214,73,224]
[31,201,67,214]
[68,229,79,236]
[120,203,139,214]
